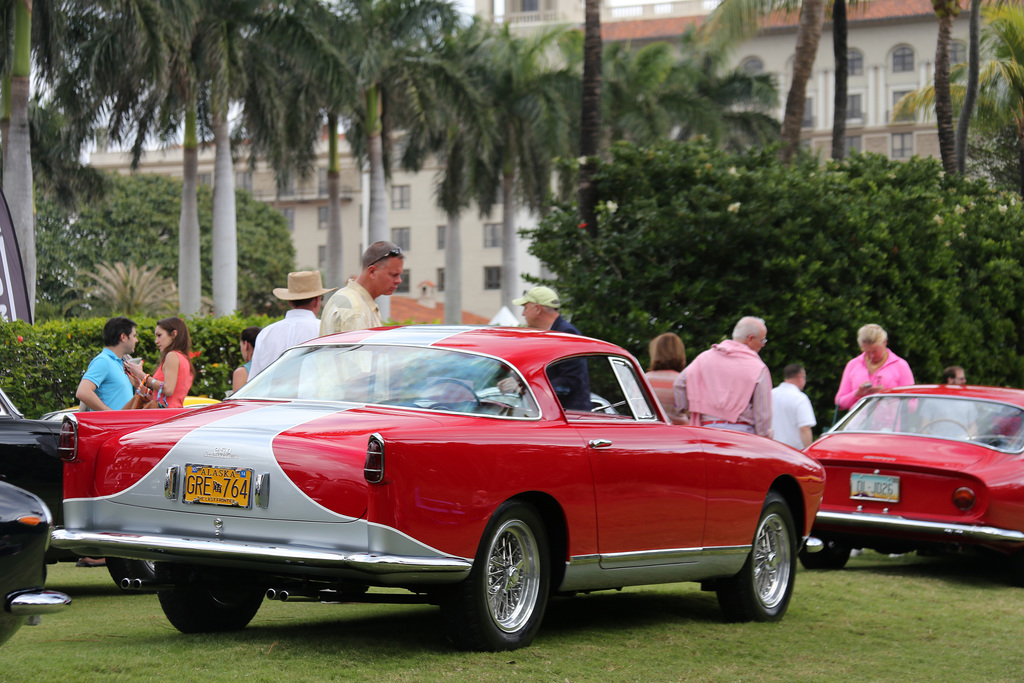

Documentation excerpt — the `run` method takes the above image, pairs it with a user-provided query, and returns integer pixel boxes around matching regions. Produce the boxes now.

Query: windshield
[233,343,540,418]
[837,395,1024,451]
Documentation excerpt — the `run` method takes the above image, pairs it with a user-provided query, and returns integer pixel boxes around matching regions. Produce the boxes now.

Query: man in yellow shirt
[320,241,405,335]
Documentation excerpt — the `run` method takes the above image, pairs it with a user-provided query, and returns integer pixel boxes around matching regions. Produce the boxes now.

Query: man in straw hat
[320,241,405,335]
[249,271,337,377]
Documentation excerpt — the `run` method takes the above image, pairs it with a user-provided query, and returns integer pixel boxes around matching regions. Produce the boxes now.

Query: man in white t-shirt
[772,364,816,449]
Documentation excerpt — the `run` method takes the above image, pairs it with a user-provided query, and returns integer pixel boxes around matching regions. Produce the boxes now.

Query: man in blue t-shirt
[76,317,139,411]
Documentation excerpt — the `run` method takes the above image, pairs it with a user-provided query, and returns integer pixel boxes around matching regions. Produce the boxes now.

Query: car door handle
[588,439,612,449]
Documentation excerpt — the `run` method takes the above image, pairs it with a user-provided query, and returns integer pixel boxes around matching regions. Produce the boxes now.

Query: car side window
[555,355,656,420]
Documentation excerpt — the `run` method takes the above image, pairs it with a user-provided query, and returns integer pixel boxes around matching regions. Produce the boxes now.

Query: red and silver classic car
[53,325,825,650]
[803,385,1024,584]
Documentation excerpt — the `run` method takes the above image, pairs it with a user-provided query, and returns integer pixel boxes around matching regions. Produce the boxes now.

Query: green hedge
[0,315,275,418]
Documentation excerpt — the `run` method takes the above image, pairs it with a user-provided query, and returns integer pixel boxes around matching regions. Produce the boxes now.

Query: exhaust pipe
[119,578,177,591]
[266,588,320,602]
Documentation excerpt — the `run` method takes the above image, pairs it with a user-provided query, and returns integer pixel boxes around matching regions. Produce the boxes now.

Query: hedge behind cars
[1,315,273,418]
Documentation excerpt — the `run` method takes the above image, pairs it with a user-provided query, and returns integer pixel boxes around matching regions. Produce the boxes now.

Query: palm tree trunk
[211,112,237,316]
[178,108,201,315]
[779,0,825,165]
[831,0,848,160]
[365,86,391,320]
[325,113,344,288]
[4,0,34,317]
[443,211,461,324]
[500,166,518,312]
[955,0,983,174]
[934,9,958,174]
[1,72,10,168]
[577,0,601,238]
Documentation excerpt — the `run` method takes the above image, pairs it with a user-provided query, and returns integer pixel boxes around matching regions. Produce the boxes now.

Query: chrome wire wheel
[485,518,541,633]
[753,511,791,610]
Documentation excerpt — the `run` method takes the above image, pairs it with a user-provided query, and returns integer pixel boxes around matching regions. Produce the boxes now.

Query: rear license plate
[183,464,253,508]
[850,473,900,503]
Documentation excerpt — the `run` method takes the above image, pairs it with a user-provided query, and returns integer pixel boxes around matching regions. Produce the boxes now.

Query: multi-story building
[482,0,970,162]
[89,136,541,321]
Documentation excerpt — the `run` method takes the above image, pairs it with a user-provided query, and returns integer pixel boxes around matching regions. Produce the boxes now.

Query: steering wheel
[920,418,969,437]
[422,378,481,410]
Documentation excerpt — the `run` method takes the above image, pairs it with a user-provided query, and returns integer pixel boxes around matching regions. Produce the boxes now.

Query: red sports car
[53,325,824,650]
[803,384,1024,583]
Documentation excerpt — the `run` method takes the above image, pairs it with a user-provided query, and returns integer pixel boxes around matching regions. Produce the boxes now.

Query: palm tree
[65,261,178,318]
[602,41,679,147]
[700,0,826,164]
[897,4,1024,195]
[578,0,602,238]
[474,24,578,310]
[932,0,962,174]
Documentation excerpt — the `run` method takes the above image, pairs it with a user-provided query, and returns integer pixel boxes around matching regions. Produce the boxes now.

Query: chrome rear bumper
[52,529,472,583]
[816,510,1024,544]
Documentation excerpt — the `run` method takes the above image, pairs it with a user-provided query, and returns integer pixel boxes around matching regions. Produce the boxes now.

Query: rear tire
[799,539,852,570]
[441,502,550,651]
[717,492,796,622]
[158,579,265,633]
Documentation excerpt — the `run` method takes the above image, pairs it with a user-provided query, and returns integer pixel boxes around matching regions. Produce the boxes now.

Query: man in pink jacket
[673,316,773,437]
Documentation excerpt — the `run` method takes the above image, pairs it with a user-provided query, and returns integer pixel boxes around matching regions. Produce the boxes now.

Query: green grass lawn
[3,550,1023,682]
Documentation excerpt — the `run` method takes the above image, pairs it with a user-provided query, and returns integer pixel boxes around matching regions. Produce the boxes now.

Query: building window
[281,207,294,232]
[437,267,445,292]
[950,41,967,66]
[318,206,328,230]
[892,132,913,160]
[741,57,764,75]
[484,266,501,290]
[392,227,410,251]
[318,168,329,197]
[847,49,864,76]
[521,0,538,11]
[484,223,501,248]
[395,269,410,294]
[847,94,863,120]
[437,225,446,250]
[844,136,862,155]
[199,173,212,187]
[891,90,914,123]
[318,245,326,269]
[802,98,814,129]
[279,175,295,198]
[236,171,252,193]
[892,47,914,73]
[391,185,411,210]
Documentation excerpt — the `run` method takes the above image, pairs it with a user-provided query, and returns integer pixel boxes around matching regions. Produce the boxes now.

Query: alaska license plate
[183,464,253,508]
[850,473,900,503]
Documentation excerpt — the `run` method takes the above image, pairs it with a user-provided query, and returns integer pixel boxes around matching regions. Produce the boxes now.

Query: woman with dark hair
[129,317,194,408]
[232,326,262,392]
[645,332,688,425]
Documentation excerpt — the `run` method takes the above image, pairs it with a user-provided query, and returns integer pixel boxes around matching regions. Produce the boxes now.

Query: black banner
[0,186,32,323]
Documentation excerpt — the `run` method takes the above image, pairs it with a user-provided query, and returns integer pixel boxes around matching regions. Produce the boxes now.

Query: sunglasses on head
[371,247,403,266]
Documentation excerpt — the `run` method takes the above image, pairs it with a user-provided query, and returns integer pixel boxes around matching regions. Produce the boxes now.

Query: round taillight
[952,486,975,511]
[364,434,385,484]
[57,417,79,463]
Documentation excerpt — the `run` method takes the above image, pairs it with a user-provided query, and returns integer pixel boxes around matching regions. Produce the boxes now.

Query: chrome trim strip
[52,529,472,578]
[560,545,750,592]
[816,510,1024,544]
[8,590,71,616]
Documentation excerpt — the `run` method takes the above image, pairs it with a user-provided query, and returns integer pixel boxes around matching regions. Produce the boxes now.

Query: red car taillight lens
[952,487,975,511]
[57,417,78,463]
[364,434,385,484]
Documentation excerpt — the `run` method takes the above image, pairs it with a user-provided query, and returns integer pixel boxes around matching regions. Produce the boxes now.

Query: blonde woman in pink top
[834,323,914,411]
[645,332,688,425]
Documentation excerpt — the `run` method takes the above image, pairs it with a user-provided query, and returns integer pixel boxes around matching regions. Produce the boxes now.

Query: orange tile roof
[389,296,491,325]
[603,0,944,43]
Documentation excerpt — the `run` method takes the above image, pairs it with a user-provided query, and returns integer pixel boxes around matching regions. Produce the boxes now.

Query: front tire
[717,491,797,622]
[441,502,550,651]
[158,578,265,633]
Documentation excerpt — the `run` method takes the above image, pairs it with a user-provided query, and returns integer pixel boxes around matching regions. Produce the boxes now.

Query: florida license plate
[850,473,900,503]
[183,464,253,508]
